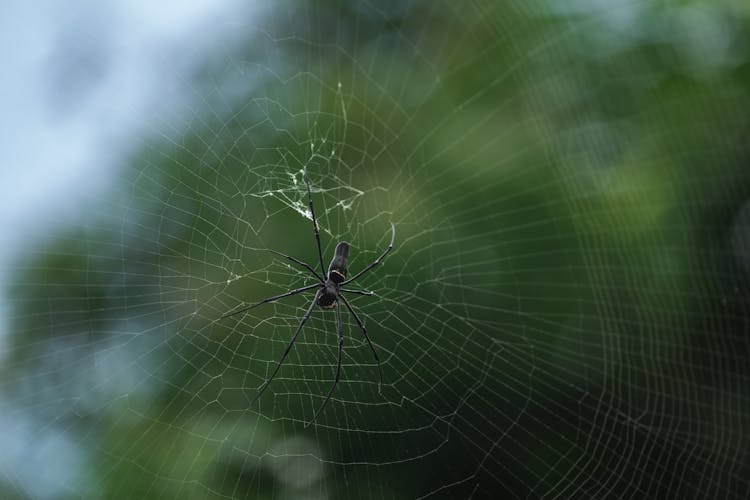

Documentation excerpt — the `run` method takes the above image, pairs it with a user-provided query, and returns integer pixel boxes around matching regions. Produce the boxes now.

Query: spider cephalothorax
[222,169,395,425]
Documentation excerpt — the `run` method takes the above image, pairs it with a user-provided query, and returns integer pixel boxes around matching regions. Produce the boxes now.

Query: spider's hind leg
[303,166,327,277]
[266,249,324,283]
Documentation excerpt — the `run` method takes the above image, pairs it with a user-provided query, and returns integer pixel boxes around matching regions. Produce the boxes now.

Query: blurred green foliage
[6,1,750,498]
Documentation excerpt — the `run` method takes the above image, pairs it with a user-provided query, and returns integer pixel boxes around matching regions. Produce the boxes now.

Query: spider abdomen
[327,242,349,284]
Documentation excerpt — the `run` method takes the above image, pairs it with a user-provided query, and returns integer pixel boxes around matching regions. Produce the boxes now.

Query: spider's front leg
[309,299,344,425]
[251,291,320,405]
[339,294,382,393]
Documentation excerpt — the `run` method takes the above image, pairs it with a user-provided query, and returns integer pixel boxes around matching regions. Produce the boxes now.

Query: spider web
[4,1,750,498]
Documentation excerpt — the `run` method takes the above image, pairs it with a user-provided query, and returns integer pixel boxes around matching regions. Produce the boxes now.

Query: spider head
[327,241,349,284]
[317,287,338,308]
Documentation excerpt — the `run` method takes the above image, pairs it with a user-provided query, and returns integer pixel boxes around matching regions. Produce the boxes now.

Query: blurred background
[3,0,750,498]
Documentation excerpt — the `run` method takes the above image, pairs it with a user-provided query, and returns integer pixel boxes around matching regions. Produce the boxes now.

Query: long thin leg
[340,288,374,297]
[341,222,395,286]
[266,249,324,283]
[309,300,344,425]
[339,294,383,393]
[251,293,319,405]
[221,283,319,319]
[304,166,327,277]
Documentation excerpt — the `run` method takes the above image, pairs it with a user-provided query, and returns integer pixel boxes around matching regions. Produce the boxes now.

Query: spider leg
[309,299,344,425]
[251,292,319,405]
[339,294,383,393]
[304,166,327,277]
[266,249,324,283]
[340,288,374,297]
[341,222,395,286]
[221,283,320,319]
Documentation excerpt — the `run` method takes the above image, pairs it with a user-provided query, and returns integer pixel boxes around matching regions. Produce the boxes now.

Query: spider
[222,167,395,424]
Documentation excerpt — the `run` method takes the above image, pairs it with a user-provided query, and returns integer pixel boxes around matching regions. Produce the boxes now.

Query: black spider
[222,168,395,424]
